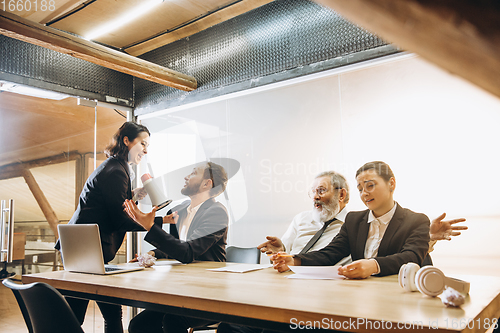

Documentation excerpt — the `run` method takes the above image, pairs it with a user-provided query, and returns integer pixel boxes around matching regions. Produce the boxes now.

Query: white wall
[139,54,500,274]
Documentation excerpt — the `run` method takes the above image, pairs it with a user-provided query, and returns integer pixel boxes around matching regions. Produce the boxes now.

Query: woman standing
[56,121,150,333]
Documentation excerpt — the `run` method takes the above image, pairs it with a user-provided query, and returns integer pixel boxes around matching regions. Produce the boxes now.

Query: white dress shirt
[281,208,351,265]
[364,202,397,259]
[179,202,202,241]
[128,164,135,182]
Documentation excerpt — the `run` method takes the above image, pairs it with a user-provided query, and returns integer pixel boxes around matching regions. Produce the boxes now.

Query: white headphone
[398,263,470,297]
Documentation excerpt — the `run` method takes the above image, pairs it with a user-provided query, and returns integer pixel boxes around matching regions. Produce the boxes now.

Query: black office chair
[2,278,85,333]
[188,246,261,333]
[226,246,261,264]
[3,278,34,333]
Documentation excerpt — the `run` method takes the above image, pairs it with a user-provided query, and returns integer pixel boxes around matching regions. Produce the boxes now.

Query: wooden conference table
[23,261,500,333]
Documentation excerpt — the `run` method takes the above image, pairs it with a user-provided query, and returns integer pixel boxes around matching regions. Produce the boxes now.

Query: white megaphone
[140,174,172,210]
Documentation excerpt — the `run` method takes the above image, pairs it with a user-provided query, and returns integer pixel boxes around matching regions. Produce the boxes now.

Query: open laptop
[58,224,144,275]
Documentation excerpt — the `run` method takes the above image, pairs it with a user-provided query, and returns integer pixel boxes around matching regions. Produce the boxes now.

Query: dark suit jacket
[296,203,430,276]
[55,156,143,263]
[147,198,228,263]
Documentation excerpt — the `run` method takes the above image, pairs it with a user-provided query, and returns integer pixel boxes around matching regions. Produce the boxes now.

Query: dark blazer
[296,203,430,276]
[55,156,143,263]
[147,198,228,263]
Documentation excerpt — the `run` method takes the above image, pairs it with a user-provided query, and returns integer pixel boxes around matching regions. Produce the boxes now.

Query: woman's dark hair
[355,161,395,182]
[104,122,150,159]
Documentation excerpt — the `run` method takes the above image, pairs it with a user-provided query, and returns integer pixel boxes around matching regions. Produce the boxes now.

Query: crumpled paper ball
[137,253,157,268]
[442,287,465,307]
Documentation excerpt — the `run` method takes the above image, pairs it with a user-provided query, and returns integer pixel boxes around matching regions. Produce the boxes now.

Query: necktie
[299,218,339,254]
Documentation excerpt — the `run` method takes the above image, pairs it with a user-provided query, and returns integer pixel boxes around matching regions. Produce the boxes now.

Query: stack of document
[288,266,344,279]
[208,264,272,273]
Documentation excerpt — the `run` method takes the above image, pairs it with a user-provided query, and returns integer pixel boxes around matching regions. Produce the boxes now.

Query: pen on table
[267,254,293,257]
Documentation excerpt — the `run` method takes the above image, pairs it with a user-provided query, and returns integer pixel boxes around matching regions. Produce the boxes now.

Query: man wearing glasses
[258,171,352,267]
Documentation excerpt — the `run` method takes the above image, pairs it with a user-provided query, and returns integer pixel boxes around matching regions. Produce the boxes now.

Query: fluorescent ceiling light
[0,82,70,100]
[85,0,164,41]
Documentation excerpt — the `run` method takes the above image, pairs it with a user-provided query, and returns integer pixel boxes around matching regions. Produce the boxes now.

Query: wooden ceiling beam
[0,151,81,181]
[0,10,197,91]
[314,0,500,99]
[41,0,90,25]
[125,0,275,56]
[7,0,89,26]
[22,168,60,238]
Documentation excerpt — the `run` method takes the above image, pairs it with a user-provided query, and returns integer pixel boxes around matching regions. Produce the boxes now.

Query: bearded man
[125,161,229,333]
[258,171,351,266]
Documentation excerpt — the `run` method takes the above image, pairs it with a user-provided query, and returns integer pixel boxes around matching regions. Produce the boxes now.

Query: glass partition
[0,89,128,330]
[0,91,127,275]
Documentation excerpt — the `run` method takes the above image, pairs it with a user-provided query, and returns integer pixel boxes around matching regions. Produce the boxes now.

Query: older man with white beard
[217,172,351,333]
[258,171,351,265]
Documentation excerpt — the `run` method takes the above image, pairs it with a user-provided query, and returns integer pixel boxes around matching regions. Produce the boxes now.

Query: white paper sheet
[288,265,344,280]
[154,260,183,266]
[208,264,272,273]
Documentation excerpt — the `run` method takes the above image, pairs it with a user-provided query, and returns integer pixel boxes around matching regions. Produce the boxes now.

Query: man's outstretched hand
[123,199,157,231]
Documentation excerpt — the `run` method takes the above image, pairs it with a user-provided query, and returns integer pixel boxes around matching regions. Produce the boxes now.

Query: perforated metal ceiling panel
[0,35,133,104]
[135,0,397,115]
[0,0,396,112]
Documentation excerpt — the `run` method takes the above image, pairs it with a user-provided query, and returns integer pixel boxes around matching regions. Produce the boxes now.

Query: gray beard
[312,201,340,223]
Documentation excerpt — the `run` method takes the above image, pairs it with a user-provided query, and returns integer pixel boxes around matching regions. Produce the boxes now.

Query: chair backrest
[3,279,34,333]
[226,246,261,264]
[2,278,84,333]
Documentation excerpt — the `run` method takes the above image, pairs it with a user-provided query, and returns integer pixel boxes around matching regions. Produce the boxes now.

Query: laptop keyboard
[104,266,122,272]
